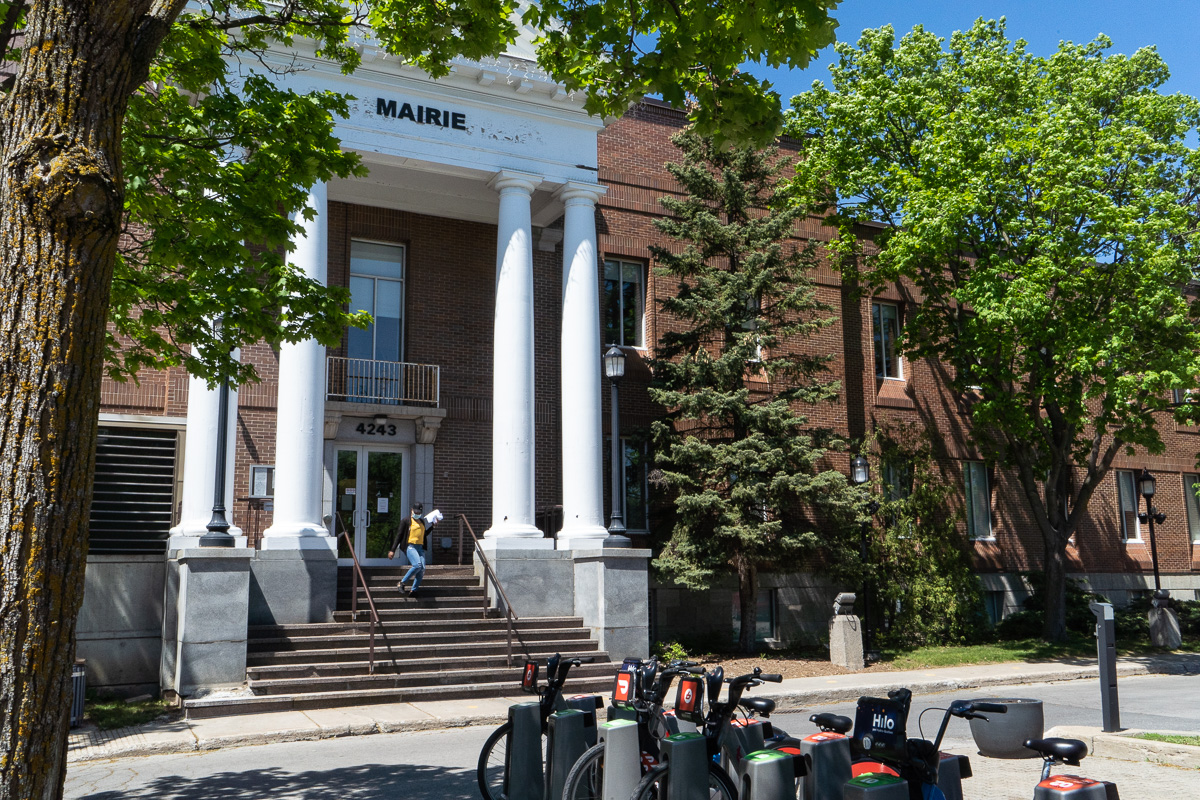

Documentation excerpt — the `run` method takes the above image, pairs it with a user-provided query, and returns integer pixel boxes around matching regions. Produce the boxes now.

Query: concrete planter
[967,697,1044,758]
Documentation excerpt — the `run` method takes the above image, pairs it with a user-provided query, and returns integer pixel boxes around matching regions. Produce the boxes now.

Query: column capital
[557,181,607,206]
[489,169,542,196]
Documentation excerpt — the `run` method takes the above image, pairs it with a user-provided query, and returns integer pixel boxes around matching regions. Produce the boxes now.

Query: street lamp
[849,454,879,662]
[604,346,627,534]
[1136,468,1169,606]
[201,318,235,547]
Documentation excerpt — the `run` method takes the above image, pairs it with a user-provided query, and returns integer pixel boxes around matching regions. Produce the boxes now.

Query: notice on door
[377,497,389,513]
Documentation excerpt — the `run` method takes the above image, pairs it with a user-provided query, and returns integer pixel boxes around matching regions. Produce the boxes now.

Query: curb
[1049,725,1200,770]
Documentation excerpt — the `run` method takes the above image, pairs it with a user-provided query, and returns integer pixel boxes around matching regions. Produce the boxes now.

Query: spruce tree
[649,131,857,654]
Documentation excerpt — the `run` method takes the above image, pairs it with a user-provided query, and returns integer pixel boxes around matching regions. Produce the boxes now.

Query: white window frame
[249,464,275,499]
[604,258,646,349]
[963,460,993,540]
[872,301,903,380]
[1116,469,1141,542]
[1184,474,1200,545]
[349,239,407,363]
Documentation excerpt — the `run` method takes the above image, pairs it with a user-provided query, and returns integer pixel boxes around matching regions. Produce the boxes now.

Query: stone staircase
[183,564,612,719]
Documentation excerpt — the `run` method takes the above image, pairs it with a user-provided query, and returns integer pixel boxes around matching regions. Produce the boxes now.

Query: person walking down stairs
[388,502,429,597]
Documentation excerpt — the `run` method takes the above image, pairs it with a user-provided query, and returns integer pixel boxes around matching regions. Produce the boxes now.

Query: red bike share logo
[613,670,634,703]
[522,661,537,689]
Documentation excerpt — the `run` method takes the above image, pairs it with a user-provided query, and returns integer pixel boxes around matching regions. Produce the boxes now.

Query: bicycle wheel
[477,722,512,800]
[562,742,607,800]
[631,760,738,800]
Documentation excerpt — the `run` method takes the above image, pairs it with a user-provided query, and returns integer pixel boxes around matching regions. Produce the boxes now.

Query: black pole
[608,380,625,533]
[201,374,235,547]
[860,499,879,663]
[1145,494,1162,593]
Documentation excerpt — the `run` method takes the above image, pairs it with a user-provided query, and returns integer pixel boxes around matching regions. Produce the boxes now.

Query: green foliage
[1132,733,1200,747]
[84,692,174,732]
[1114,595,1200,641]
[652,640,691,663]
[994,572,1106,640]
[786,19,1200,641]
[861,427,987,646]
[647,131,860,652]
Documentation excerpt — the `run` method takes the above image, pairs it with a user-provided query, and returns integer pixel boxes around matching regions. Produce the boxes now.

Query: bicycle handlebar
[758,673,783,683]
[965,701,1008,714]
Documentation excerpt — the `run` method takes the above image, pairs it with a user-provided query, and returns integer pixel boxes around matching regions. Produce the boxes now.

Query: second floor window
[872,301,902,379]
[1116,469,1141,541]
[963,460,992,540]
[605,258,644,348]
[348,240,406,363]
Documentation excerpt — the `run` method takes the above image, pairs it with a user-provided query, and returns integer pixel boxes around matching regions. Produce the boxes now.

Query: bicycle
[1023,737,1120,799]
[561,657,711,800]
[477,653,597,800]
[629,666,787,800]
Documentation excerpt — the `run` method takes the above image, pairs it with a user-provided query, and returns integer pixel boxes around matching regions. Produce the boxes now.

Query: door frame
[330,442,411,567]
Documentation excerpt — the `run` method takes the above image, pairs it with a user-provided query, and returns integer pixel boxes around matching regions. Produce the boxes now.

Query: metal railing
[457,514,520,666]
[326,356,440,406]
[336,515,381,675]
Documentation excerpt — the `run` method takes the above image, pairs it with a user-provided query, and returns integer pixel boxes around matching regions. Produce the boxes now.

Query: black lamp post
[850,454,879,662]
[201,320,235,547]
[1136,468,1169,606]
[604,346,627,534]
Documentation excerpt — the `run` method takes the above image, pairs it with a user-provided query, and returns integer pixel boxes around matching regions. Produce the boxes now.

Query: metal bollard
[1089,602,1121,733]
[597,718,641,800]
[507,701,545,800]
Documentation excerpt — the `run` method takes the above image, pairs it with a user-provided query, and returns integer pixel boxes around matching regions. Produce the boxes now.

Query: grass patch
[84,692,173,731]
[880,636,1200,670]
[1132,733,1200,747]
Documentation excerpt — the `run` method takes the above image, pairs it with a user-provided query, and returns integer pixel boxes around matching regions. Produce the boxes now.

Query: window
[1184,474,1200,545]
[963,461,992,540]
[608,438,649,530]
[882,460,912,503]
[348,240,406,364]
[871,301,902,379]
[1116,470,1141,541]
[732,589,776,645]
[604,259,645,347]
[88,426,179,554]
[250,465,275,499]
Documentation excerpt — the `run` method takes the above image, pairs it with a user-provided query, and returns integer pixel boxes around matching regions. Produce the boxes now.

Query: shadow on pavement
[77,762,479,800]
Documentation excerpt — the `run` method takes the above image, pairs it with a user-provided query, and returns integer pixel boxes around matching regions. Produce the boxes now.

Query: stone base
[473,545,573,617]
[260,533,337,551]
[167,534,248,553]
[1150,607,1183,649]
[829,615,864,671]
[557,533,632,550]
[161,548,253,696]
[249,547,338,625]
[572,549,651,661]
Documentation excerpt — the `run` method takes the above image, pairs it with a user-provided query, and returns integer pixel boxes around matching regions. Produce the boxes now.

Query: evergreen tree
[649,131,858,654]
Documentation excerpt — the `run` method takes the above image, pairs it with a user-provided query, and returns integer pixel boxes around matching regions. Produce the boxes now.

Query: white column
[170,370,242,543]
[485,170,544,539]
[262,180,332,550]
[555,182,612,548]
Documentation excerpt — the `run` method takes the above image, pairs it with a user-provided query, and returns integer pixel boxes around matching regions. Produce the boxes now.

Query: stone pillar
[485,170,545,542]
[556,182,612,549]
[169,362,243,547]
[572,548,651,660]
[263,180,333,552]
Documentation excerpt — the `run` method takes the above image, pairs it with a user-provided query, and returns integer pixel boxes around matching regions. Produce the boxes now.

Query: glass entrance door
[334,446,408,566]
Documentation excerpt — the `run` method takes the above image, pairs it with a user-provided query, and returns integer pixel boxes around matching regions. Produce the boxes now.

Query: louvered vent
[88,426,178,554]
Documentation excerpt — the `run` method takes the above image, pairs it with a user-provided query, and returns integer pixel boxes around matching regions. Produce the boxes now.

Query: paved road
[66,674,1200,800]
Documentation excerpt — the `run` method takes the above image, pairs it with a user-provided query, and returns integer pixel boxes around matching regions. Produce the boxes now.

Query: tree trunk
[0,4,180,797]
[737,559,758,654]
[1041,540,1070,643]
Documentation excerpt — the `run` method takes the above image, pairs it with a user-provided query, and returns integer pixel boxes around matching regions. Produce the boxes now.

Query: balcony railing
[326,357,440,407]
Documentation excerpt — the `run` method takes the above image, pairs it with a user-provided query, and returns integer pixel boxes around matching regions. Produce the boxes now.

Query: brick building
[79,32,1200,696]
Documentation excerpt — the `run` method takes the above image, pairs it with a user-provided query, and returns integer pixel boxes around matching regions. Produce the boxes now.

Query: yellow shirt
[406,517,427,547]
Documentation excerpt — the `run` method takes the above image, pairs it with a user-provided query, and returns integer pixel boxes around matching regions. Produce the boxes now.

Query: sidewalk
[67,652,1200,764]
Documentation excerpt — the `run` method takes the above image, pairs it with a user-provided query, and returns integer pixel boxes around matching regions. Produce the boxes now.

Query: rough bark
[0,3,183,797]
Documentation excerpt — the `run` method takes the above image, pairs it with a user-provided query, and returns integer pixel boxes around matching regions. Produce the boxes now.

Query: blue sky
[757,0,1200,101]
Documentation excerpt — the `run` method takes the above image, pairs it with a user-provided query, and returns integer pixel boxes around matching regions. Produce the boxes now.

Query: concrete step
[184,675,613,719]
[247,661,617,695]
[331,607,500,623]
[249,616,586,639]
[335,596,487,612]
[246,637,602,667]
[248,625,594,653]
[245,650,611,681]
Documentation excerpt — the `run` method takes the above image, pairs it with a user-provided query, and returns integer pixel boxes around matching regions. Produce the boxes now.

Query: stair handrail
[458,514,519,666]
[336,513,380,676]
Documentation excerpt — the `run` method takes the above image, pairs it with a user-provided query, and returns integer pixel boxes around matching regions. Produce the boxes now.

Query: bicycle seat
[810,712,852,734]
[739,697,776,717]
[1024,738,1087,765]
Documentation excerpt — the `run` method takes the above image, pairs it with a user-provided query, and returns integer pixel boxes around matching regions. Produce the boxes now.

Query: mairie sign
[375,97,468,130]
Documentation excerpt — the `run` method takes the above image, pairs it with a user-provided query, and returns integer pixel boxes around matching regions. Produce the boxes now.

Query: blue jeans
[402,544,425,591]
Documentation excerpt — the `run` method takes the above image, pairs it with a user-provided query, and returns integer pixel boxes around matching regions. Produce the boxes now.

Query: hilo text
[872,714,895,730]
[376,97,468,130]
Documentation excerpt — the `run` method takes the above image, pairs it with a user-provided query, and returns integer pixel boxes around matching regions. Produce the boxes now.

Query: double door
[334,445,409,566]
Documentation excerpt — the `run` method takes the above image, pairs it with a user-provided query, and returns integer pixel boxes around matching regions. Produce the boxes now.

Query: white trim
[98,413,187,428]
